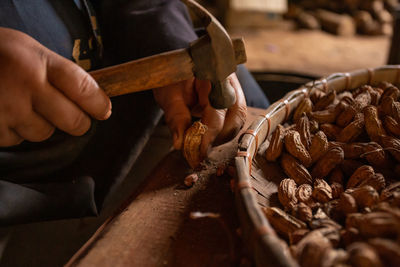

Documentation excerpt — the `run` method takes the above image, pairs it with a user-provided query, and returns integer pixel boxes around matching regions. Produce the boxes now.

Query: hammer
[90,0,246,109]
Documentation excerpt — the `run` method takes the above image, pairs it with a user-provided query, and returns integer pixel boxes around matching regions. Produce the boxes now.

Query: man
[0,0,267,225]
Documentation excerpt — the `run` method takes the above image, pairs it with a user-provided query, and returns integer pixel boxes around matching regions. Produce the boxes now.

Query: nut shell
[293,98,313,122]
[309,131,329,163]
[278,178,298,208]
[281,153,313,185]
[285,130,312,167]
[266,124,285,162]
[312,147,344,179]
[183,121,207,168]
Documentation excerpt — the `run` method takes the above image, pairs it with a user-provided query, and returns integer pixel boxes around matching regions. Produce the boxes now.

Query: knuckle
[76,72,97,98]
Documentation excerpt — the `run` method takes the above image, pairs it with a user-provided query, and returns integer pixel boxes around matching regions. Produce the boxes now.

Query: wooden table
[66,107,265,267]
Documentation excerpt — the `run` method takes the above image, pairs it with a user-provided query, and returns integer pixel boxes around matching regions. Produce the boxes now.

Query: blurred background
[197,0,399,102]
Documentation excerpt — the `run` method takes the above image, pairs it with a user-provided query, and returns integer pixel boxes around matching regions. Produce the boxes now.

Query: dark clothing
[0,0,268,225]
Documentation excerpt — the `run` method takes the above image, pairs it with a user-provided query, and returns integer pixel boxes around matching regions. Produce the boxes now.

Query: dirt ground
[230,28,391,77]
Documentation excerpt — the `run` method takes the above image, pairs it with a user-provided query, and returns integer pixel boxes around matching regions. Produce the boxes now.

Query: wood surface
[231,28,390,77]
[66,107,266,267]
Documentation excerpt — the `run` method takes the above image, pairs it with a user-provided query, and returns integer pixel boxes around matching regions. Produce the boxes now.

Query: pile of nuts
[262,82,400,266]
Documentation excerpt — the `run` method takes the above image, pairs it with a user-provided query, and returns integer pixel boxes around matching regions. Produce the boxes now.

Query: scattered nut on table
[184,173,199,187]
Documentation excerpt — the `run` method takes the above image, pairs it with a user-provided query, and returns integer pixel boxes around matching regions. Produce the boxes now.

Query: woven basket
[235,65,400,267]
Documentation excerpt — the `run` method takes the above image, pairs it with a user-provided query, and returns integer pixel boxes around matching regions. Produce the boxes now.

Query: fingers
[32,82,92,136]
[200,106,226,158]
[13,112,55,142]
[153,81,193,150]
[46,50,112,120]
[0,126,23,147]
[194,79,227,157]
[214,74,247,145]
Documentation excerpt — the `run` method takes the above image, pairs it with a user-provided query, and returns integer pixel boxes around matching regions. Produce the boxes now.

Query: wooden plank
[230,28,389,77]
[66,107,266,267]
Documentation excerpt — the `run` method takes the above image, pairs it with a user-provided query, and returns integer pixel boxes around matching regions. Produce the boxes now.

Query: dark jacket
[0,0,197,225]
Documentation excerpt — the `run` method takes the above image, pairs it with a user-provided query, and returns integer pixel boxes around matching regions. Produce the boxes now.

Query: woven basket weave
[235,65,400,267]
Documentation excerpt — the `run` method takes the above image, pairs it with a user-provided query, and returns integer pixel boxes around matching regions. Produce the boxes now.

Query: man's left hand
[153,73,247,159]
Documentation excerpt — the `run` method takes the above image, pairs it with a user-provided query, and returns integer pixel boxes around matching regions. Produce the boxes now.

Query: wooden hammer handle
[90,48,194,97]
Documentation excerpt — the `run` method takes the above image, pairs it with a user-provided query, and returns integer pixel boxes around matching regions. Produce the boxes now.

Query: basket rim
[234,65,400,267]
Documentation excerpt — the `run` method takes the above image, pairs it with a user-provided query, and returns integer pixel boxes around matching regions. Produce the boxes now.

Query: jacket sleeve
[95,0,198,65]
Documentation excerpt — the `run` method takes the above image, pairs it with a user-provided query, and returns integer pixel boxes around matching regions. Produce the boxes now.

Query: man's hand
[0,27,112,147]
[153,74,247,158]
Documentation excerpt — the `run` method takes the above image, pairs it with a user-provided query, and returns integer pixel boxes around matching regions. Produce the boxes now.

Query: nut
[340,227,362,247]
[289,229,310,245]
[339,142,365,159]
[262,207,307,239]
[311,104,342,124]
[281,153,313,185]
[362,142,392,169]
[347,165,375,189]
[336,105,357,127]
[348,242,383,267]
[310,89,326,104]
[337,112,365,143]
[266,124,285,162]
[354,90,372,111]
[314,90,336,111]
[346,186,379,208]
[312,179,333,203]
[291,202,312,223]
[320,123,342,141]
[278,178,298,208]
[383,115,400,137]
[309,131,329,163]
[183,121,207,168]
[380,135,400,162]
[285,130,312,167]
[321,249,349,267]
[309,119,319,133]
[358,212,400,238]
[293,98,313,122]
[312,147,344,179]
[296,184,313,203]
[368,238,400,266]
[380,96,400,122]
[381,85,400,103]
[330,182,344,199]
[184,173,199,187]
[296,113,312,149]
[364,105,386,142]
[338,192,358,215]
[359,173,386,193]
[380,181,400,202]
[294,230,332,267]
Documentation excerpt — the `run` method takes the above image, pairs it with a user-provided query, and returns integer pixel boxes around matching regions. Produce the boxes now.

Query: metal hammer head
[182,0,247,109]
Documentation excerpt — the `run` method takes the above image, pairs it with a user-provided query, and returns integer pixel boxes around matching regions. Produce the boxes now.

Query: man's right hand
[0,27,112,147]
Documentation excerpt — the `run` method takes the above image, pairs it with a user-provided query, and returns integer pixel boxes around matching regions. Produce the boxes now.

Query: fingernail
[103,101,112,120]
[104,108,112,120]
